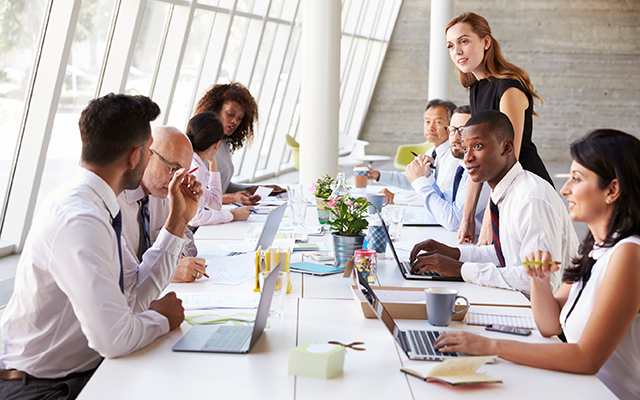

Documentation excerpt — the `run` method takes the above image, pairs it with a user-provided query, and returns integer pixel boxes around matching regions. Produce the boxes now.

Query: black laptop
[377,210,463,282]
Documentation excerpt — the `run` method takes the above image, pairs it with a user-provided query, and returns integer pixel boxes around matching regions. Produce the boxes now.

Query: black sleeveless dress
[470,78,553,186]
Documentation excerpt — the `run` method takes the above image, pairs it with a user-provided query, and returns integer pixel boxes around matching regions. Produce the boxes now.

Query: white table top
[78,198,614,399]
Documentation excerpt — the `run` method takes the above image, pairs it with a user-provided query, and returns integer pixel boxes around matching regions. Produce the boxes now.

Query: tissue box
[288,342,346,379]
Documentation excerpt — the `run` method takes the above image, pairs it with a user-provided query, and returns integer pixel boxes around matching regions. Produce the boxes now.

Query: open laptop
[172,263,280,353]
[356,269,463,361]
[377,210,463,281]
[224,204,287,255]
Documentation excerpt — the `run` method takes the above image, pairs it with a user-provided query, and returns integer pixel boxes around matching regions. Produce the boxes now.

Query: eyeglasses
[445,125,465,136]
[151,149,181,175]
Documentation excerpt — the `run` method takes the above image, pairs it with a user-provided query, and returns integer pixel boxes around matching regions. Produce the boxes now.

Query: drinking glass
[259,270,289,317]
[287,184,307,227]
[384,205,405,240]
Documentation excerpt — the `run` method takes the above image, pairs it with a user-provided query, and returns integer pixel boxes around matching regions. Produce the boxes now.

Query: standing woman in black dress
[445,12,553,244]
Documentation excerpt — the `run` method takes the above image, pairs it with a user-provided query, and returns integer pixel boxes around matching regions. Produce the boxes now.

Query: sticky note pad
[288,342,346,379]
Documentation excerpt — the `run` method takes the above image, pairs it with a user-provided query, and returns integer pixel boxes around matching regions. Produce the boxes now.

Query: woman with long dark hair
[187,112,253,226]
[434,130,640,399]
[446,12,553,244]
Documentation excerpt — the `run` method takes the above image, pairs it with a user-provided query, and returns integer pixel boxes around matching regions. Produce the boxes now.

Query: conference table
[78,198,615,399]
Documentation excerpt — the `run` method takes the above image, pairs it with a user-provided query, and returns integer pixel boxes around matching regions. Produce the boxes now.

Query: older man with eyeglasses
[403,105,490,240]
[117,125,206,283]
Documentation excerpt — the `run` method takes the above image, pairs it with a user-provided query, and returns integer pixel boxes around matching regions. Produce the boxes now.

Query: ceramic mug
[425,288,470,326]
[367,193,389,214]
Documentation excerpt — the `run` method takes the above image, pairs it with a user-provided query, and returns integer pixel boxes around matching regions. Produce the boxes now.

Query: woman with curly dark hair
[195,82,283,205]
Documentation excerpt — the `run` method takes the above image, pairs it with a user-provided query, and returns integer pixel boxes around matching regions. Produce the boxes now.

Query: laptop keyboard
[203,325,252,351]
[406,329,459,357]
[401,261,443,277]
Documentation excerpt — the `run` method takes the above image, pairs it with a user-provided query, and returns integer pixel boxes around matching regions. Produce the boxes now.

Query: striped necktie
[137,196,151,261]
[489,199,506,268]
[451,166,465,200]
[111,211,124,293]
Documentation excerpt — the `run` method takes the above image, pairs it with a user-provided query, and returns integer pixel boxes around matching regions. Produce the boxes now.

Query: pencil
[522,261,561,266]
[187,167,198,174]
[411,151,436,169]
[233,203,258,214]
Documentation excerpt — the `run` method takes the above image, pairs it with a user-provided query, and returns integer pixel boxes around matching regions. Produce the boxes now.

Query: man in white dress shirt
[0,93,202,399]
[409,110,579,294]
[404,106,491,239]
[364,99,460,192]
[118,125,206,283]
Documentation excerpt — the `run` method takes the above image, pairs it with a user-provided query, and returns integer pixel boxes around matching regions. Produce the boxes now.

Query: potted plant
[311,174,335,224]
[324,194,370,267]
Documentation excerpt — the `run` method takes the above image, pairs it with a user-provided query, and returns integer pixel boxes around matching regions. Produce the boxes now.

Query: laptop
[172,264,280,353]
[356,269,463,361]
[224,204,287,255]
[377,210,463,282]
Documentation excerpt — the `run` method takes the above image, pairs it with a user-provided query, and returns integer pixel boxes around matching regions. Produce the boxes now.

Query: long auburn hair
[194,82,258,153]
[445,12,542,116]
[563,129,640,282]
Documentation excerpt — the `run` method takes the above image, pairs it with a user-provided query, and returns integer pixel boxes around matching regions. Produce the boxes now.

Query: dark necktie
[111,211,124,293]
[137,196,151,261]
[489,199,506,268]
[451,165,465,199]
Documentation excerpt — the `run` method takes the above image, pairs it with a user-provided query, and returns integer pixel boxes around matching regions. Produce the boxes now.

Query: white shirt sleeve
[123,227,185,313]
[378,170,412,190]
[50,215,169,358]
[411,175,460,231]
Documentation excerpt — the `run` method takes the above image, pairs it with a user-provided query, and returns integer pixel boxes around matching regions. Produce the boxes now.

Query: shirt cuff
[146,310,171,334]
[155,227,186,257]
[411,175,434,192]
[460,262,475,283]
[457,244,475,262]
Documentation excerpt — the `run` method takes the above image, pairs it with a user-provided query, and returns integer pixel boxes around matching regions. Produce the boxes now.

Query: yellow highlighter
[254,245,262,292]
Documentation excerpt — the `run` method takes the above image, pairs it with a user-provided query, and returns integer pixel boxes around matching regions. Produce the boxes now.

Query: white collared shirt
[431,140,459,192]
[378,140,459,191]
[411,161,491,236]
[0,167,184,378]
[118,186,198,262]
[457,162,579,294]
[189,152,233,226]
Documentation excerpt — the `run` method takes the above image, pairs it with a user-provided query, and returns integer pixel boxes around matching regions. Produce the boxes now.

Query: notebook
[223,204,286,255]
[376,210,463,281]
[172,264,280,354]
[356,270,464,361]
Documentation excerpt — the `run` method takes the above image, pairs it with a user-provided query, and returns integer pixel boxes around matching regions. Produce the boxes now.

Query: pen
[181,255,209,278]
[522,261,561,266]
[234,203,258,214]
[187,167,198,174]
[411,151,436,169]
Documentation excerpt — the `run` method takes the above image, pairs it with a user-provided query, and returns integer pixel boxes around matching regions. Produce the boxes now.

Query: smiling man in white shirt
[409,110,578,294]
[0,93,202,399]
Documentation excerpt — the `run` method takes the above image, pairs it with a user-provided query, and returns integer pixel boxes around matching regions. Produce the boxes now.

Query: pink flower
[327,200,336,207]
[344,200,353,206]
[309,182,317,191]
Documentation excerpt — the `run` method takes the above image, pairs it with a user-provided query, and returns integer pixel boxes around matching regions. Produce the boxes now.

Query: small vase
[332,233,365,268]
[316,197,331,224]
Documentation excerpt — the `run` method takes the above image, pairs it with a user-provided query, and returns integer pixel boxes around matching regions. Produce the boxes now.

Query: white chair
[338,136,391,167]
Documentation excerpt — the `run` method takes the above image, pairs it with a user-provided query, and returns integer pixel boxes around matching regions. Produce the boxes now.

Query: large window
[0,0,48,228]
[36,0,117,208]
[0,0,402,251]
